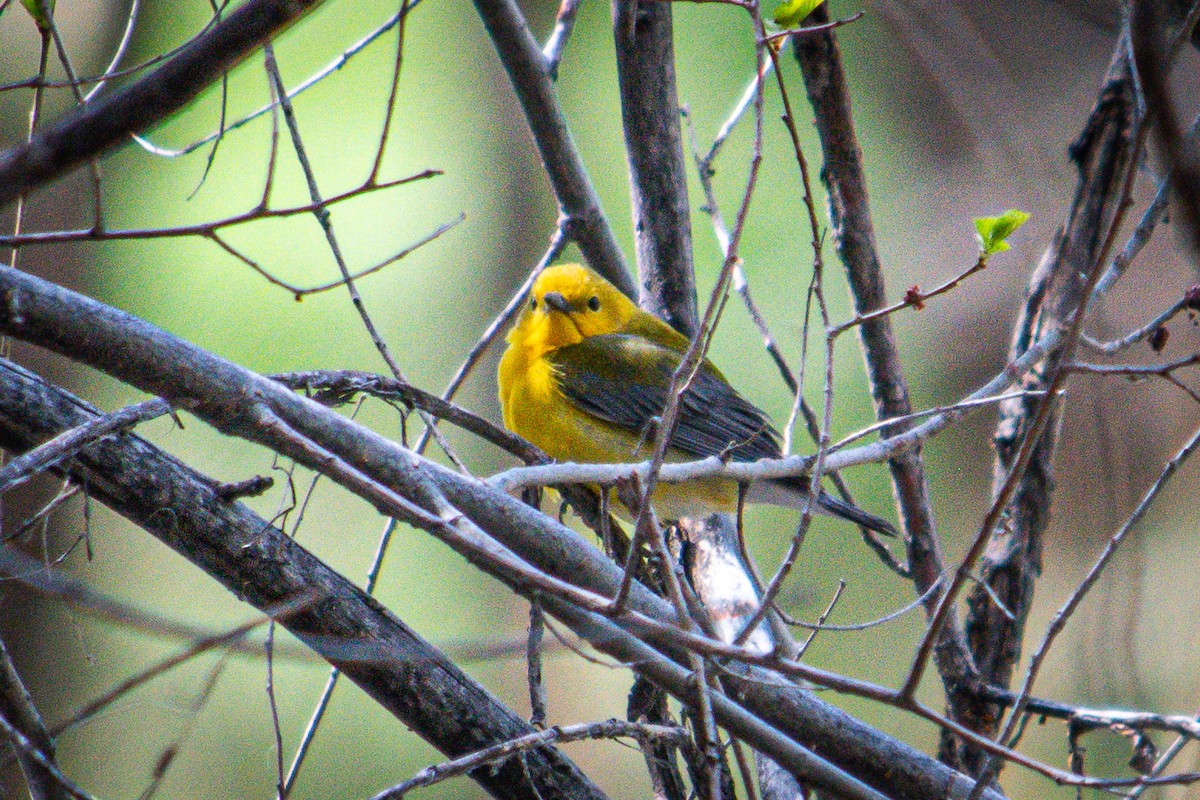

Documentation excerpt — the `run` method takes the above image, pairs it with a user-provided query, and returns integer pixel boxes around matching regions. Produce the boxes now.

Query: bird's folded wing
[547,333,781,462]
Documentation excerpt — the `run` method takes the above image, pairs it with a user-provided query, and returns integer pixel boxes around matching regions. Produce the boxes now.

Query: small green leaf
[773,0,824,28]
[975,209,1030,256]
[20,0,54,29]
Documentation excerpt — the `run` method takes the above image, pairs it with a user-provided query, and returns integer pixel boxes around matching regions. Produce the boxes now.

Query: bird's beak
[543,292,572,313]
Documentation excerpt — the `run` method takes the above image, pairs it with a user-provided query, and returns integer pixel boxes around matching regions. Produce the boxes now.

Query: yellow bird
[498,263,896,536]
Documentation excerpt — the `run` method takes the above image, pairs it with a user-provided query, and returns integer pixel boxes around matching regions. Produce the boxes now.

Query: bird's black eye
[530,297,537,310]
[587,296,600,311]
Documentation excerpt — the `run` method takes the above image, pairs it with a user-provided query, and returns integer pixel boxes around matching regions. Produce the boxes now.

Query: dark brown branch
[789,1,979,754]
[0,635,68,800]
[613,0,698,335]
[472,0,634,295]
[273,370,541,462]
[963,31,1145,778]
[0,0,329,209]
[0,360,610,800]
[830,254,989,337]
[1131,1,1200,262]
[0,172,440,249]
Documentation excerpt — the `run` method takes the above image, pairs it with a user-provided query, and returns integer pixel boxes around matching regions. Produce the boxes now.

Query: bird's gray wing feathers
[547,334,781,462]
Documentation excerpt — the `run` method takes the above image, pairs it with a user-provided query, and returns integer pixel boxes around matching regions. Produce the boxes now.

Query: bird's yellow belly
[499,351,737,519]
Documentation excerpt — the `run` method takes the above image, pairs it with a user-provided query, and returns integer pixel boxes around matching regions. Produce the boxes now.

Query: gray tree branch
[613,0,698,335]
[963,10,1151,780]
[0,635,67,800]
[472,0,634,295]
[0,360,609,800]
[0,262,1006,800]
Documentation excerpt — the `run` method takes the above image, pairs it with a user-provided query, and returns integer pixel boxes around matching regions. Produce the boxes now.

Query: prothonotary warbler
[498,262,896,536]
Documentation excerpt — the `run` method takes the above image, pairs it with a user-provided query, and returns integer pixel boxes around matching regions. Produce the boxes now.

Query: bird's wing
[547,333,781,462]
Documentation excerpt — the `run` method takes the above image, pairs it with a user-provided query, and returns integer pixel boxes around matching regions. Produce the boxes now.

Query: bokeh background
[2,0,1200,797]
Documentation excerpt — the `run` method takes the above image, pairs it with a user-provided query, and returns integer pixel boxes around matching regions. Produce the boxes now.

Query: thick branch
[0,361,609,800]
[788,8,977,740]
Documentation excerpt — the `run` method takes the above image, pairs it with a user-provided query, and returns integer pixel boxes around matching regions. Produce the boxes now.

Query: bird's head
[511,263,636,351]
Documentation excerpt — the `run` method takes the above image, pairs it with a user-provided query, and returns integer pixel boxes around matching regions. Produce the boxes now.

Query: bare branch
[472,0,633,294]
[962,21,1147,779]
[0,262,1012,800]
[1067,353,1200,377]
[371,720,690,800]
[1004,420,1200,758]
[0,360,610,800]
[542,0,580,78]
[0,635,68,800]
[0,398,167,493]
[614,0,698,335]
[788,9,976,740]
[829,252,990,338]
[0,172,441,250]
[0,710,93,800]
[0,0,330,209]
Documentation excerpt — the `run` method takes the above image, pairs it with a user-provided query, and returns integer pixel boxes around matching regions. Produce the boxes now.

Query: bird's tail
[749,475,898,537]
[814,488,898,538]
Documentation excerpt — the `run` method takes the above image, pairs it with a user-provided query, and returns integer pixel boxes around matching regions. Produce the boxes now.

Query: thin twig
[132,3,423,159]
[1084,177,1176,348]
[41,8,107,230]
[783,576,943,633]
[0,172,439,247]
[758,10,864,44]
[1004,422,1200,748]
[0,633,63,800]
[964,46,1151,786]
[274,370,542,463]
[367,0,412,184]
[829,253,989,338]
[688,54,897,580]
[264,44,466,476]
[369,720,688,800]
[266,622,286,797]
[795,579,844,659]
[82,0,141,102]
[1067,353,1200,376]
[5,19,52,275]
[210,212,461,298]
[49,612,283,739]
[527,597,548,728]
[0,399,168,493]
[0,711,96,800]
[1124,709,1199,800]
[472,0,633,292]
[541,0,580,78]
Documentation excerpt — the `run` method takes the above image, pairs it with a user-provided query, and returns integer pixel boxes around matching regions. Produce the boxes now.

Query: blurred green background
[3,0,1200,798]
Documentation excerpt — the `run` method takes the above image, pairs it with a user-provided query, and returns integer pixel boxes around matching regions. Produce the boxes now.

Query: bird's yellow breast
[499,342,636,465]
[498,340,737,519]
